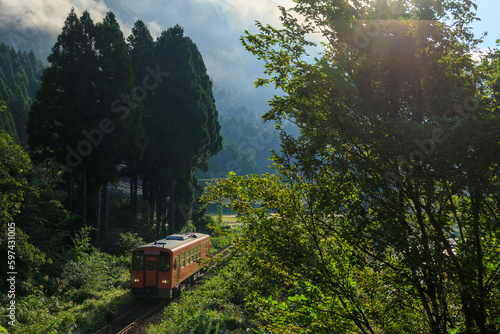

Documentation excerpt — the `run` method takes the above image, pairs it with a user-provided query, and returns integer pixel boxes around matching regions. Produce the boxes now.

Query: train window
[198,245,201,259]
[159,252,170,272]
[181,252,185,268]
[187,249,191,265]
[147,260,155,271]
[132,251,144,271]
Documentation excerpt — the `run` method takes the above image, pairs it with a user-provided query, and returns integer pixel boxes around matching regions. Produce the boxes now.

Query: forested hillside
[0,9,224,333]
[25,11,223,242]
[200,86,291,178]
[0,43,44,144]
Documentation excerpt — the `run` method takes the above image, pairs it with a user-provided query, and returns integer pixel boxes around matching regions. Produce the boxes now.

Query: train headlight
[132,278,139,283]
[161,280,169,284]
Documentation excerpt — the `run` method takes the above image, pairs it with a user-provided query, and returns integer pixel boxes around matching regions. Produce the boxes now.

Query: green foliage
[0,131,51,293]
[0,99,17,141]
[223,1,500,332]
[0,223,133,333]
[14,163,72,259]
[103,230,144,257]
[0,44,44,145]
[61,249,129,301]
[0,131,30,223]
[0,287,133,333]
[193,214,216,234]
[71,226,96,254]
[217,205,223,226]
[2,290,77,333]
[199,136,261,178]
[181,220,197,233]
[147,256,257,334]
[201,87,286,178]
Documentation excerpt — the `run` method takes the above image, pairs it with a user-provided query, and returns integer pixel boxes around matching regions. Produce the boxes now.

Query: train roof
[133,233,209,252]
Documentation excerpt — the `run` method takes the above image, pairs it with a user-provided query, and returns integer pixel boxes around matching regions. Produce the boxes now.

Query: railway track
[91,300,167,334]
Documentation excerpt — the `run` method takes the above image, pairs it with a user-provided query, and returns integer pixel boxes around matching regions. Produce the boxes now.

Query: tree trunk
[155,197,161,239]
[169,181,175,235]
[103,183,109,239]
[69,171,73,212]
[132,169,138,212]
[471,186,487,333]
[83,166,87,226]
[129,173,134,208]
[94,184,102,247]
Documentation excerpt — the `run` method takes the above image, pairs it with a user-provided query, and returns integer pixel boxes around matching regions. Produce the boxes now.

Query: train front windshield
[132,251,144,271]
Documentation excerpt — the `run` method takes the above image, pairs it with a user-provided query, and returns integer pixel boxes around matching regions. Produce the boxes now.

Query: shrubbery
[0,227,134,333]
[147,255,257,334]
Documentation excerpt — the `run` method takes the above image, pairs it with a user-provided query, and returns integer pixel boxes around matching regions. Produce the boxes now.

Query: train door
[145,256,157,287]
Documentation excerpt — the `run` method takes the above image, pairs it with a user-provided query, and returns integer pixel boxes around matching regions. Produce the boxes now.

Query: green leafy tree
[0,131,48,291]
[0,99,17,140]
[205,0,500,333]
[0,131,30,223]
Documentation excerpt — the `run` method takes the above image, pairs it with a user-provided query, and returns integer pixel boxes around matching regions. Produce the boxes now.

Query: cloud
[120,0,290,98]
[0,0,111,36]
[0,0,300,109]
[0,0,119,59]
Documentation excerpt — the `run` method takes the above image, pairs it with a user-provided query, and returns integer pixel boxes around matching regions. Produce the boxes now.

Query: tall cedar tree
[127,20,154,212]
[27,10,141,246]
[140,24,222,235]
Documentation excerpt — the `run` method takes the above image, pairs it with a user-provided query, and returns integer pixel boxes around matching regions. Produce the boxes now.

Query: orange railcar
[130,233,211,298]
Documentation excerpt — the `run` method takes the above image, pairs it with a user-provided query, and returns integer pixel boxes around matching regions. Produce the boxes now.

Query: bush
[101,230,144,257]
[193,215,216,234]
[0,290,77,333]
[0,287,133,333]
[61,250,129,301]
[146,256,257,334]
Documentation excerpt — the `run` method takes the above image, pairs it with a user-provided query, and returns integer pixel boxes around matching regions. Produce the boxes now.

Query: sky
[471,0,500,49]
[0,0,499,109]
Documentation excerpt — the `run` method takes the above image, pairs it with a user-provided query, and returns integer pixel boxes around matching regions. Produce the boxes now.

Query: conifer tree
[156,25,222,234]
[137,24,222,235]
[0,43,43,146]
[27,9,139,246]
[126,20,154,211]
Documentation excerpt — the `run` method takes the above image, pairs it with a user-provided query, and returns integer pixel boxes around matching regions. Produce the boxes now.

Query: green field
[208,214,239,225]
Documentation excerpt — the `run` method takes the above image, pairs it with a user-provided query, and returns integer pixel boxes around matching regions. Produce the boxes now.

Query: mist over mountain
[0,0,290,113]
